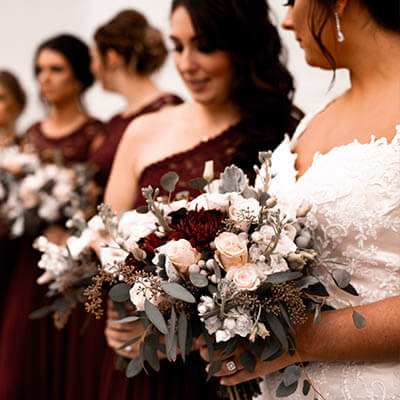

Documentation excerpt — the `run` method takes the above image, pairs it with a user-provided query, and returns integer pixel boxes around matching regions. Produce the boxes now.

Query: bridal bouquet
[82,152,365,399]
[0,145,98,237]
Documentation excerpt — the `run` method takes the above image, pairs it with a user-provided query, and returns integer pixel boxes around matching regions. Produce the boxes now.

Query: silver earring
[334,12,345,43]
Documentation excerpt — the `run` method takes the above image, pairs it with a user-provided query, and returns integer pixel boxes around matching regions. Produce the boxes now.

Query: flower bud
[296,200,312,218]
[202,160,214,183]
[287,252,306,271]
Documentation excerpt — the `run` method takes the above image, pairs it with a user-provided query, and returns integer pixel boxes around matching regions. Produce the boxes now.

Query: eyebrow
[169,34,207,42]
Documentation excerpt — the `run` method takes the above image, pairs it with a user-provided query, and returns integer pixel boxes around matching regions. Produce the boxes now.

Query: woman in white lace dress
[202,0,400,398]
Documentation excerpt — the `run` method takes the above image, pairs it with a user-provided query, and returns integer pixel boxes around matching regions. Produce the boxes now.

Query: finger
[208,358,244,377]
[220,368,258,386]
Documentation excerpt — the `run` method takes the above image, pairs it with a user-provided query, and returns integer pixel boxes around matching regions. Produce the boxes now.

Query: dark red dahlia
[124,254,145,272]
[142,232,168,256]
[168,208,225,251]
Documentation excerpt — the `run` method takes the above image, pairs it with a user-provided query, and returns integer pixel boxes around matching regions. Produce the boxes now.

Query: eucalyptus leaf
[185,322,193,356]
[305,282,330,297]
[112,316,140,324]
[222,337,239,357]
[206,360,222,382]
[342,283,359,296]
[160,171,179,193]
[260,338,281,361]
[178,312,188,362]
[51,297,70,312]
[161,282,196,303]
[156,253,166,268]
[144,300,168,334]
[126,357,143,378]
[208,284,218,296]
[109,283,131,303]
[118,336,141,351]
[332,269,351,289]
[266,313,288,350]
[239,351,256,373]
[276,380,298,397]
[283,365,302,387]
[189,177,208,191]
[189,272,209,288]
[352,311,366,329]
[266,271,303,285]
[202,326,214,364]
[279,302,294,331]
[313,304,322,325]
[143,340,160,372]
[293,276,320,290]
[166,306,177,358]
[303,379,311,395]
[29,306,52,320]
[136,205,149,214]
[213,260,222,281]
[249,341,263,358]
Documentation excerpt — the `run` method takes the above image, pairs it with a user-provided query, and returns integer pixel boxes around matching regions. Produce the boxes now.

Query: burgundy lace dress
[98,121,281,400]
[0,119,104,400]
[90,94,183,186]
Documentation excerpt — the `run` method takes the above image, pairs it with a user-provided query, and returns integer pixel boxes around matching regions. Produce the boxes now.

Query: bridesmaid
[59,10,183,400]
[99,0,301,399]
[89,9,183,186]
[0,34,103,400]
[0,70,26,313]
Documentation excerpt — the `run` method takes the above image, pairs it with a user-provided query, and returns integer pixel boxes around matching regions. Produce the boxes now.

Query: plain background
[0,0,350,132]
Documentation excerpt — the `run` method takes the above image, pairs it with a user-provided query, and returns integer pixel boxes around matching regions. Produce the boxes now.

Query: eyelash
[283,0,294,6]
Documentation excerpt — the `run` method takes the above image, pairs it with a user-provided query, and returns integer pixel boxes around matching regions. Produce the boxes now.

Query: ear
[105,48,123,70]
[335,0,349,17]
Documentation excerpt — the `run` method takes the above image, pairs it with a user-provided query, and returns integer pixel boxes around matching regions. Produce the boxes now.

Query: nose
[281,8,294,31]
[176,48,197,74]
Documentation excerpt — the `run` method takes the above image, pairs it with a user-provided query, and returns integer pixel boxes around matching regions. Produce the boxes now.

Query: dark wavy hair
[171,0,301,174]
[34,34,94,93]
[309,0,400,69]
[0,70,26,115]
[94,10,168,75]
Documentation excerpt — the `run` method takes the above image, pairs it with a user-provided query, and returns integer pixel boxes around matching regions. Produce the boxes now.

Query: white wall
[0,0,349,133]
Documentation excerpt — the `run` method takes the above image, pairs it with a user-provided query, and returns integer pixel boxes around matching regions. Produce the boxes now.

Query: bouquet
[0,145,98,237]
[82,152,365,399]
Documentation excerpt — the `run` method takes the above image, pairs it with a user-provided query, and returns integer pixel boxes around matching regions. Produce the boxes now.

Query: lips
[185,78,210,92]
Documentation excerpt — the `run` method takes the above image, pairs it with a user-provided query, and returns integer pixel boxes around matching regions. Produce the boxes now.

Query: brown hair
[94,9,167,75]
[0,70,27,115]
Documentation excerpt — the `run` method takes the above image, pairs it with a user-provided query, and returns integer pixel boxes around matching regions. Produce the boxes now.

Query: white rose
[189,193,230,212]
[226,264,261,291]
[129,281,160,311]
[160,199,189,214]
[204,315,222,335]
[99,246,129,273]
[257,254,289,278]
[233,313,253,338]
[118,210,157,242]
[214,232,248,270]
[87,215,106,233]
[258,225,297,256]
[157,239,201,276]
[228,194,261,232]
[215,329,233,343]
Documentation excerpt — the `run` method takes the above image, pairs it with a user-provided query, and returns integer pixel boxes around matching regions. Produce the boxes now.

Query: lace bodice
[262,98,400,399]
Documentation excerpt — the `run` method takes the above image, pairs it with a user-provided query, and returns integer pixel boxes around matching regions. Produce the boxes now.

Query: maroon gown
[97,122,270,400]
[0,118,104,400]
[90,94,183,186]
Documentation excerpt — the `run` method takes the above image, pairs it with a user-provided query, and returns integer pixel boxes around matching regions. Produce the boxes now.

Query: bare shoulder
[122,102,192,144]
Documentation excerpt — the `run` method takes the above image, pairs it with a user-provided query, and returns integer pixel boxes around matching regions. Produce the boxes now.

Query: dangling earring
[334,12,345,43]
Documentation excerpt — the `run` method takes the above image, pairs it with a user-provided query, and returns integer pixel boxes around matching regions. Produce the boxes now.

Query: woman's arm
[203,295,400,385]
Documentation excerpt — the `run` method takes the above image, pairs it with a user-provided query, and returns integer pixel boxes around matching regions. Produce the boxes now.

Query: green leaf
[293,276,319,289]
[266,271,303,284]
[202,326,214,364]
[118,336,141,351]
[29,306,52,320]
[313,304,322,325]
[239,351,256,373]
[206,360,222,382]
[222,337,239,357]
[51,297,70,312]
[261,338,281,361]
[189,177,208,191]
[279,302,294,331]
[161,282,196,303]
[109,283,131,303]
[160,171,179,193]
[136,205,149,214]
[213,260,222,282]
[266,313,288,350]
[112,316,140,324]
[342,283,359,296]
[144,300,168,334]
[283,365,302,387]
[276,380,298,397]
[189,272,209,288]
[332,269,351,289]
[178,312,188,362]
[143,337,160,372]
[126,357,143,378]
[352,311,366,329]
[166,306,177,360]
[303,379,311,395]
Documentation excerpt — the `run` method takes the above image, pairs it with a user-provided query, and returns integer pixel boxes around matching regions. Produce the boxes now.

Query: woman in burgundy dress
[100,0,301,399]
[0,34,104,400]
[0,70,27,314]
[59,11,183,400]
[89,9,183,186]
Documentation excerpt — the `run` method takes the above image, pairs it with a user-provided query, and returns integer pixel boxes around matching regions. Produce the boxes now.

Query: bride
[202,0,400,398]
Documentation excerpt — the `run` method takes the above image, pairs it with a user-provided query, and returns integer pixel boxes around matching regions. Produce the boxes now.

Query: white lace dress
[261,99,400,399]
